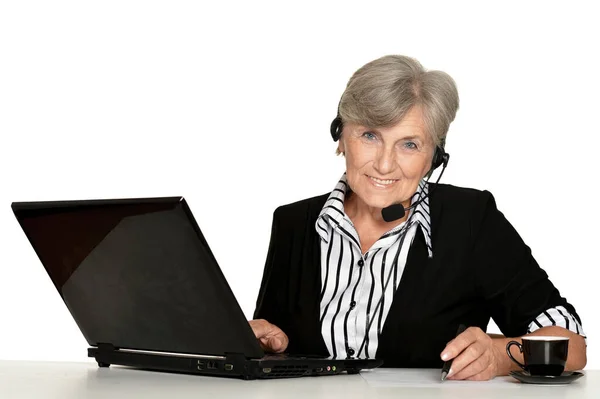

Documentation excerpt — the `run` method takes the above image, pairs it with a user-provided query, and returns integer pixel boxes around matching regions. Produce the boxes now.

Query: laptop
[11,196,382,379]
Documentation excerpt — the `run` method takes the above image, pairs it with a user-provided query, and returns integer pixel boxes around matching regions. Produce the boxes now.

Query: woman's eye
[362,131,376,140]
[404,141,418,150]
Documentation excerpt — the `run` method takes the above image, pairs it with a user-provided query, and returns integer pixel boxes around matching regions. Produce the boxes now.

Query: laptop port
[207,361,217,369]
[197,361,205,370]
[225,364,234,371]
[315,367,323,373]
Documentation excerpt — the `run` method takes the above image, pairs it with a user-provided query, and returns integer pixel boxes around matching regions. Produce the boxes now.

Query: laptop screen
[12,197,264,359]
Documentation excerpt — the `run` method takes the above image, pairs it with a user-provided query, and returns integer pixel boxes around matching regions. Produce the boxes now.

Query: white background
[1,1,598,368]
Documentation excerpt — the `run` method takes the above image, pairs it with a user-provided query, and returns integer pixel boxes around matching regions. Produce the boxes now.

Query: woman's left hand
[440,327,503,381]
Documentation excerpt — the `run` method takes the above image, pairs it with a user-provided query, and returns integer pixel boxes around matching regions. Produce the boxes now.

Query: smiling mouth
[367,175,399,186]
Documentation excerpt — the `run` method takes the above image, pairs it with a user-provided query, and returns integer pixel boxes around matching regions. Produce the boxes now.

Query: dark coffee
[506,336,569,376]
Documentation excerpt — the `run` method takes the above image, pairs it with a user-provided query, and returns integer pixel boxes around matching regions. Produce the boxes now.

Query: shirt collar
[316,173,433,257]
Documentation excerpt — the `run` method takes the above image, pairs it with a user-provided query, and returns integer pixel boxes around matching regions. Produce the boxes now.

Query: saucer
[509,370,584,385]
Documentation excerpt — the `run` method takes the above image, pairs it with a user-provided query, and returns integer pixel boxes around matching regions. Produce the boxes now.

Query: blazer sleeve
[253,208,281,321]
[471,191,582,338]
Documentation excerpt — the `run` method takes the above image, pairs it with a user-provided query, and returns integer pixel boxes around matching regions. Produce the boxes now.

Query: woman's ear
[336,136,345,156]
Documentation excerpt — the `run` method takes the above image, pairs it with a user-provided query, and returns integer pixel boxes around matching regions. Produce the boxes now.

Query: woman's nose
[373,148,396,174]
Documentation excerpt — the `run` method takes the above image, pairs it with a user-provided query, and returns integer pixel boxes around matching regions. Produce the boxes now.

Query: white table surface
[0,360,595,399]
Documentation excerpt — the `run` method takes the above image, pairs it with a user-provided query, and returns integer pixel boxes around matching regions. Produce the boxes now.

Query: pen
[441,323,467,381]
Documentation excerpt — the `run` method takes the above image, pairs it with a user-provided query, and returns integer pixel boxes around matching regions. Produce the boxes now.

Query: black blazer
[253,183,581,368]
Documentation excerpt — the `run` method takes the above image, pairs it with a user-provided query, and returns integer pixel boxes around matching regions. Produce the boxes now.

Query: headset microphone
[380,150,449,222]
[381,203,407,222]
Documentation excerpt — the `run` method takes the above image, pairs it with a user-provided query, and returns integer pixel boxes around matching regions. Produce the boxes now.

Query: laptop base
[88,345,383,380]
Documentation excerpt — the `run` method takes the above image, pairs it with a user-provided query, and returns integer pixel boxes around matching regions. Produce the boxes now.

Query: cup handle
[506,340,526,370]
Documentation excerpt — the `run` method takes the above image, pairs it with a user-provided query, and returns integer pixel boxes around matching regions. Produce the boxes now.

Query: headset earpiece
[431,147,450,170]
[330,116,343,142]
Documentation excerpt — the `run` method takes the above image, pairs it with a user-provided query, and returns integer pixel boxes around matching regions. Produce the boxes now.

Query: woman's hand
[249,319,289,353]
[440,326,504,381]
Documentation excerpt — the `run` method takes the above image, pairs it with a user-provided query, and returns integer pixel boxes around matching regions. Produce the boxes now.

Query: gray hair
[338,55,459,150]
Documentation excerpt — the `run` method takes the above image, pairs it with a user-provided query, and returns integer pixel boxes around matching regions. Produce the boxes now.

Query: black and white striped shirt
[316,174,585,359]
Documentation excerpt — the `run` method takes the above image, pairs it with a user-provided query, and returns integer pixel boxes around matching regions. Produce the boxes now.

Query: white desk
[0,360,596,398]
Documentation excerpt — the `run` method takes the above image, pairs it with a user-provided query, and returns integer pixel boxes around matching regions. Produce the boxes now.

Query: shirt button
[347,348,355,356]
[350,301,356,308]
[357,259,364,267]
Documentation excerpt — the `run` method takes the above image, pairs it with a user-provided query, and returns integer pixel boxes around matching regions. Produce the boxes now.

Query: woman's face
[338,106,434,210]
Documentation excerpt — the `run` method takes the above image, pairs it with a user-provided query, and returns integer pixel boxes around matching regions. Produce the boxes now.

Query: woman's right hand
[249,319,289,353]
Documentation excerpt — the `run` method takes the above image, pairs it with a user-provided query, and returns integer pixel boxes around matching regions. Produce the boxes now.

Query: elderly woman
[249,55,586,380]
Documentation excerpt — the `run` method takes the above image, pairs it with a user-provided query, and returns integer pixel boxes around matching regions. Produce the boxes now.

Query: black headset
[330,112,449,171]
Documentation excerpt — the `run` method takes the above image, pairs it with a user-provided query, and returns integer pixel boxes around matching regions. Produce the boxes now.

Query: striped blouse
[315,174,585,359]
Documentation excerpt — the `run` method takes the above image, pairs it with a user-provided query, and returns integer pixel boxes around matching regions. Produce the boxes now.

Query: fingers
[441,327,497,381]
[260,336,287,353]
[465,362,496,381]
[262,332,288,353]
[446,340,486,379]
[249,319,289,353]
[271,329,289,353]
[441,327,479,361]
[249,319,273,339]
[449,349,490,380]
